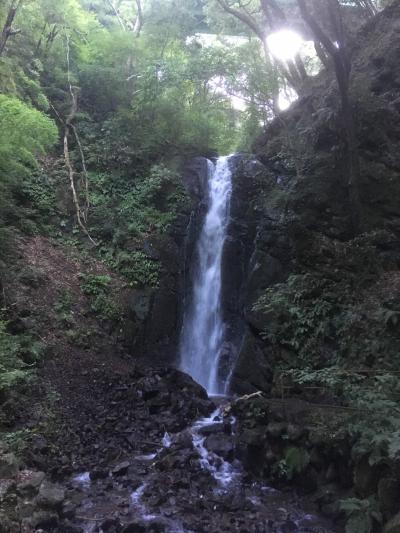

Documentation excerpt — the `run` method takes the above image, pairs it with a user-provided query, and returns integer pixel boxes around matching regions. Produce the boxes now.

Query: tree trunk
[0,0,22,57]
[133,0,143,36]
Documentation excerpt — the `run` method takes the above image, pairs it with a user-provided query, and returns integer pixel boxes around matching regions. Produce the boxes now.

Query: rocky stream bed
[0,365,336,533]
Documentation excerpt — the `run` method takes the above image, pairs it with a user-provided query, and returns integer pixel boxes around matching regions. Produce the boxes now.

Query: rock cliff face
[126,156,211,364]
[222,1,400,394]
[133,2,400,386]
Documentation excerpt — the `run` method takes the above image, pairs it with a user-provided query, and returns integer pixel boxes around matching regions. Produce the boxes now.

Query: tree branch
[0,0,23,57]
[106,0,126,30]
[216,0,264,40]
[64,30,96,245]
[133,0,143,36]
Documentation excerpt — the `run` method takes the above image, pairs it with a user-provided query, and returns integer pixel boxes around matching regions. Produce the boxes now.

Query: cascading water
[180,155,232,395]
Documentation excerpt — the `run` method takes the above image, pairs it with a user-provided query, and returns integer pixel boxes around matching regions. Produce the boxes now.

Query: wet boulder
[198,422,224,437]
[204,433,235,461]
[112,461,131,477]
[16,470,45,496]
[23,510,59,530]
[37,480,65,509]
[0,452,19,478]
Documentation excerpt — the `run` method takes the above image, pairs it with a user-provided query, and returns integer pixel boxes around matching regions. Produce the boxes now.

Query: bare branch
[64,30,97,245]
[106,0,126,30]
[216,0,264,40]
[0,0,23,57]
[133,0,143,36]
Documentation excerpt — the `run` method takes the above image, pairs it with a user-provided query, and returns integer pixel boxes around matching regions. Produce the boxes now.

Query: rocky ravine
[0,362,336,533]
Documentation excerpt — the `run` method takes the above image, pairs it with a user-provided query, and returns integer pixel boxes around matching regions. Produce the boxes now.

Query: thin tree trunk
[0,0,22,57]
[106,0,126,30]
[133,0,143,36]
[64,31,96,244]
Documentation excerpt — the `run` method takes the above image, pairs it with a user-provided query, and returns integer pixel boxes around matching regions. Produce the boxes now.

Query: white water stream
[179,156,233,395]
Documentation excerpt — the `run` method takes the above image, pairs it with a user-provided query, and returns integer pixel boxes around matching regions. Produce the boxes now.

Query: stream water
[66,156,334,532]
[72,400,333,532]
[179,156,233,395]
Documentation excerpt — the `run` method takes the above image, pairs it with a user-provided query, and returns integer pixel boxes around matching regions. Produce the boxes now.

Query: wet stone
[37,480,65,509]
[16,470,45,496]
[112,461,131,476]
[204,433,235,461]
[198,422,224,436]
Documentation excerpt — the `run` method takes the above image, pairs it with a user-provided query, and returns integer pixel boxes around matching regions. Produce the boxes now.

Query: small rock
[101,517,122,531]
[204,434,234,461]
[17,499,37,519]
[266,422,287,438]
[61,500,77,520]
[385,512,400,533]
[286,423,304,441]
[379,477,400,519]
[121,522,147,533]
[0,479,16,500]
[198,423,224,437]
[354,456,379,497]
[23,510,59,529]
[325,463,338,482]
[90,468,108,480]
[17,470,45,496]
[0,452,19,478]
[281,520,297,533]
[112,460,130,476]
[37,480,65,509]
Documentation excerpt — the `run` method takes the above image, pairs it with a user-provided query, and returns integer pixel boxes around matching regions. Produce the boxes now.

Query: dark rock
[266,422,287,438]
[122,524,148,533]
[325,463,338,483]
[281,520,297,533]
[0,479,16,501]
[90,468,109,480]
[0,452,19,478]
[286,423,305,441]
[112,461,131,476]
[378,477,400,519]
[37,480,65,509]
[24,510,59,529]
[204,434,234,461]
[61,500,77,520]
[101,518,122,531]
[16,469,45,496]
[385,512,400,533]
[353,456,380,497]
[230,331,273,394]
[198,423,224,437]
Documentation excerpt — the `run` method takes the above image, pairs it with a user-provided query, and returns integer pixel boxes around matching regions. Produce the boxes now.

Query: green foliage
[54,289,74,325]
[0,95,57,180]
[254,232,400,368]
[0,319,41,396]
[2,429,33,455]
[284,367,400,464]
[119,251,160,287]
[21,171,58,220]
[283,446,310,480]
[340,497,382,533]
[272,446,309,481]
[118,165,188,236]
[80,274,120,320]
[0,95,57,249]
[81,274,111,296]
[254,272,337,358]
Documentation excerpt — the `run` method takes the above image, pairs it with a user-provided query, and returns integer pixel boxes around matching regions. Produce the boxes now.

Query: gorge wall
[135,0,400,388]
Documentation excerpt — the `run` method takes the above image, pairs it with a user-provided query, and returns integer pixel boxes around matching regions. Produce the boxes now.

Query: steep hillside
[220,3,400,531]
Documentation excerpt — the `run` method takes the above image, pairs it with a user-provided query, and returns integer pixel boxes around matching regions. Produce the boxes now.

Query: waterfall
[180,156,233,395]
